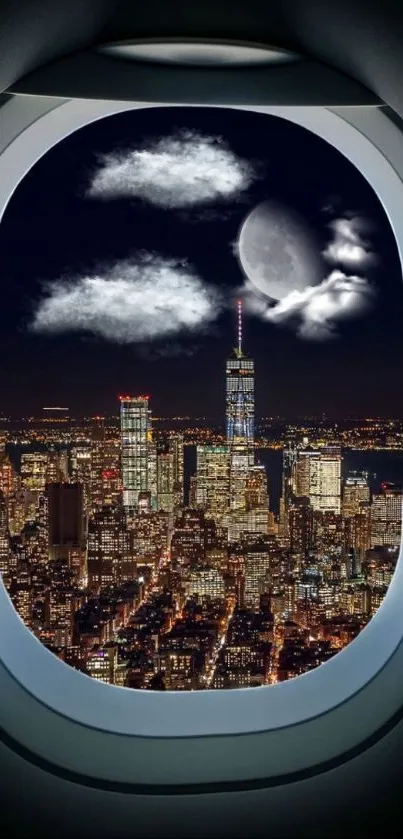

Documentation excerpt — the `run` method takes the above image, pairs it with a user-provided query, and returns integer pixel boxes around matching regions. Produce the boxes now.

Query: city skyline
[0,106,402,418]
[0,317,401,690]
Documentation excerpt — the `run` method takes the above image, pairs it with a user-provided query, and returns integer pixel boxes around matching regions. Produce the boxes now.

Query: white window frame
[0,96,402,787]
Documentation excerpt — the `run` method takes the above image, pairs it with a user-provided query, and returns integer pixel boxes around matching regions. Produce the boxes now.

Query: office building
[342,472,370,518]
[196,445,230,521]
[87,505,132,592]
[47,482,86,580]
[371,483,402,548]
[226,301,255,510]
[120,395,152,515]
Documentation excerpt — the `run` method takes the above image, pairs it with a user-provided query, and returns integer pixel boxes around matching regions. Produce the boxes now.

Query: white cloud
[30,255,222,344]
[86,131,257,208]
[264,270,375,340]
[235,281,271,317]
[322,216,377,269]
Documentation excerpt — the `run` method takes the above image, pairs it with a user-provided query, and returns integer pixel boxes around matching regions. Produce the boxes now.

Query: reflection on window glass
[0,107,402,690]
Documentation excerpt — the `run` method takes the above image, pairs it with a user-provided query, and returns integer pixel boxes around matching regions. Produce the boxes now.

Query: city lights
[0,316,401,691]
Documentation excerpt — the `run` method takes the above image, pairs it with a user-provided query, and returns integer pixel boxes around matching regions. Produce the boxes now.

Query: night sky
[0,106,401,419]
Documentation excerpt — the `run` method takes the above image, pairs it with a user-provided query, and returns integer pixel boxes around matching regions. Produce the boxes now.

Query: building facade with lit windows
[87,505,132,592]
[370,483,402,548]
[120,395,152,516]
[226,302,255,511]
[342,472,370,517]
[195,445,230,521]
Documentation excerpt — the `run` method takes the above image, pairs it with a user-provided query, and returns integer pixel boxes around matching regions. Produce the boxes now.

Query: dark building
[47,482,85,547]
[47,483,86,579]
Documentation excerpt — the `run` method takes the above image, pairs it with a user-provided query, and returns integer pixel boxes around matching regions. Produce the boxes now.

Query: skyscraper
[47,482,86,580]
[226,301,255,510]
[0,490,10,579]
[87,505,132,593]
[120,395,151,516]
[289,496,313,559]
[282,443,298,505]
[156,434,184,513]
[157,450,175,513]
[295,447,342,514]
[20,452,48,493]
[245,465,269,511]
[196,446,230,521]
[47,482,85,548]
[310,447,342,514]
[168,432,184,508]
[342,472,370,518]
[371,482,402,548]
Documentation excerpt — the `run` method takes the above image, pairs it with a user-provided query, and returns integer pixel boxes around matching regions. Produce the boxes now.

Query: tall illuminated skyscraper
[120,395,151,516]
[196,445,230,520]
[310,446,342,514]
[226,301,255,510]
[370,482,402,548]
[342,472,370,518]
[226,300,254,450]
[295,446,341,514]
[156,433,184,513]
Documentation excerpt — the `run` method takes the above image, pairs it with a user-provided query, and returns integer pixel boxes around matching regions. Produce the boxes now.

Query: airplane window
[0,105,401,694]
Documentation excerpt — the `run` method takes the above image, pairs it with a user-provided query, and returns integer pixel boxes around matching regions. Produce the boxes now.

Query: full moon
[237,200,323,300]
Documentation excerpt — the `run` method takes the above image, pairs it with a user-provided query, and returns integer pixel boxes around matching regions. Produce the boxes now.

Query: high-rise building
[282,443,298,504]
[20,452,48,493]
[0,490,10,579]
[47,482,85,548]
[371,483,402,548]
[295,450,315,497]
[9,563,32,627]
[226,508,269,543]
[244,539,277,611]
[226,301,255,510]
[342,472,370,518]
[156,434,184,513]
[120,395,152,515]
[344,502,371,567]
[168,433,184,508]
[147,433,158,512]
[130,510,169,569]
[44,559,76,646]
[0,453,16,501]
[170,509,206,568]
[90,420,122,511]
[296,446,342,513]
[47,482,86,580]
[87,505,132,592]
[45,447,69,484]
[313,510,344,555]
[245,465,268,511]
[196,446,230,521]
[157,450,175,512]
[289,496,313,558]
[70,446,92,511]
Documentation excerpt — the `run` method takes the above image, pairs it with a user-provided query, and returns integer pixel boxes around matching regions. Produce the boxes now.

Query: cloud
[322,216,377,269]
[234,281,272,316]
[30,255,222,344]
[264,270,375,340]
[86,131,257,208]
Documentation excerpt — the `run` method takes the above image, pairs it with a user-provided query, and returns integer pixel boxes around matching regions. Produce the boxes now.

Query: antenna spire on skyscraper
[237,299,243,356]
